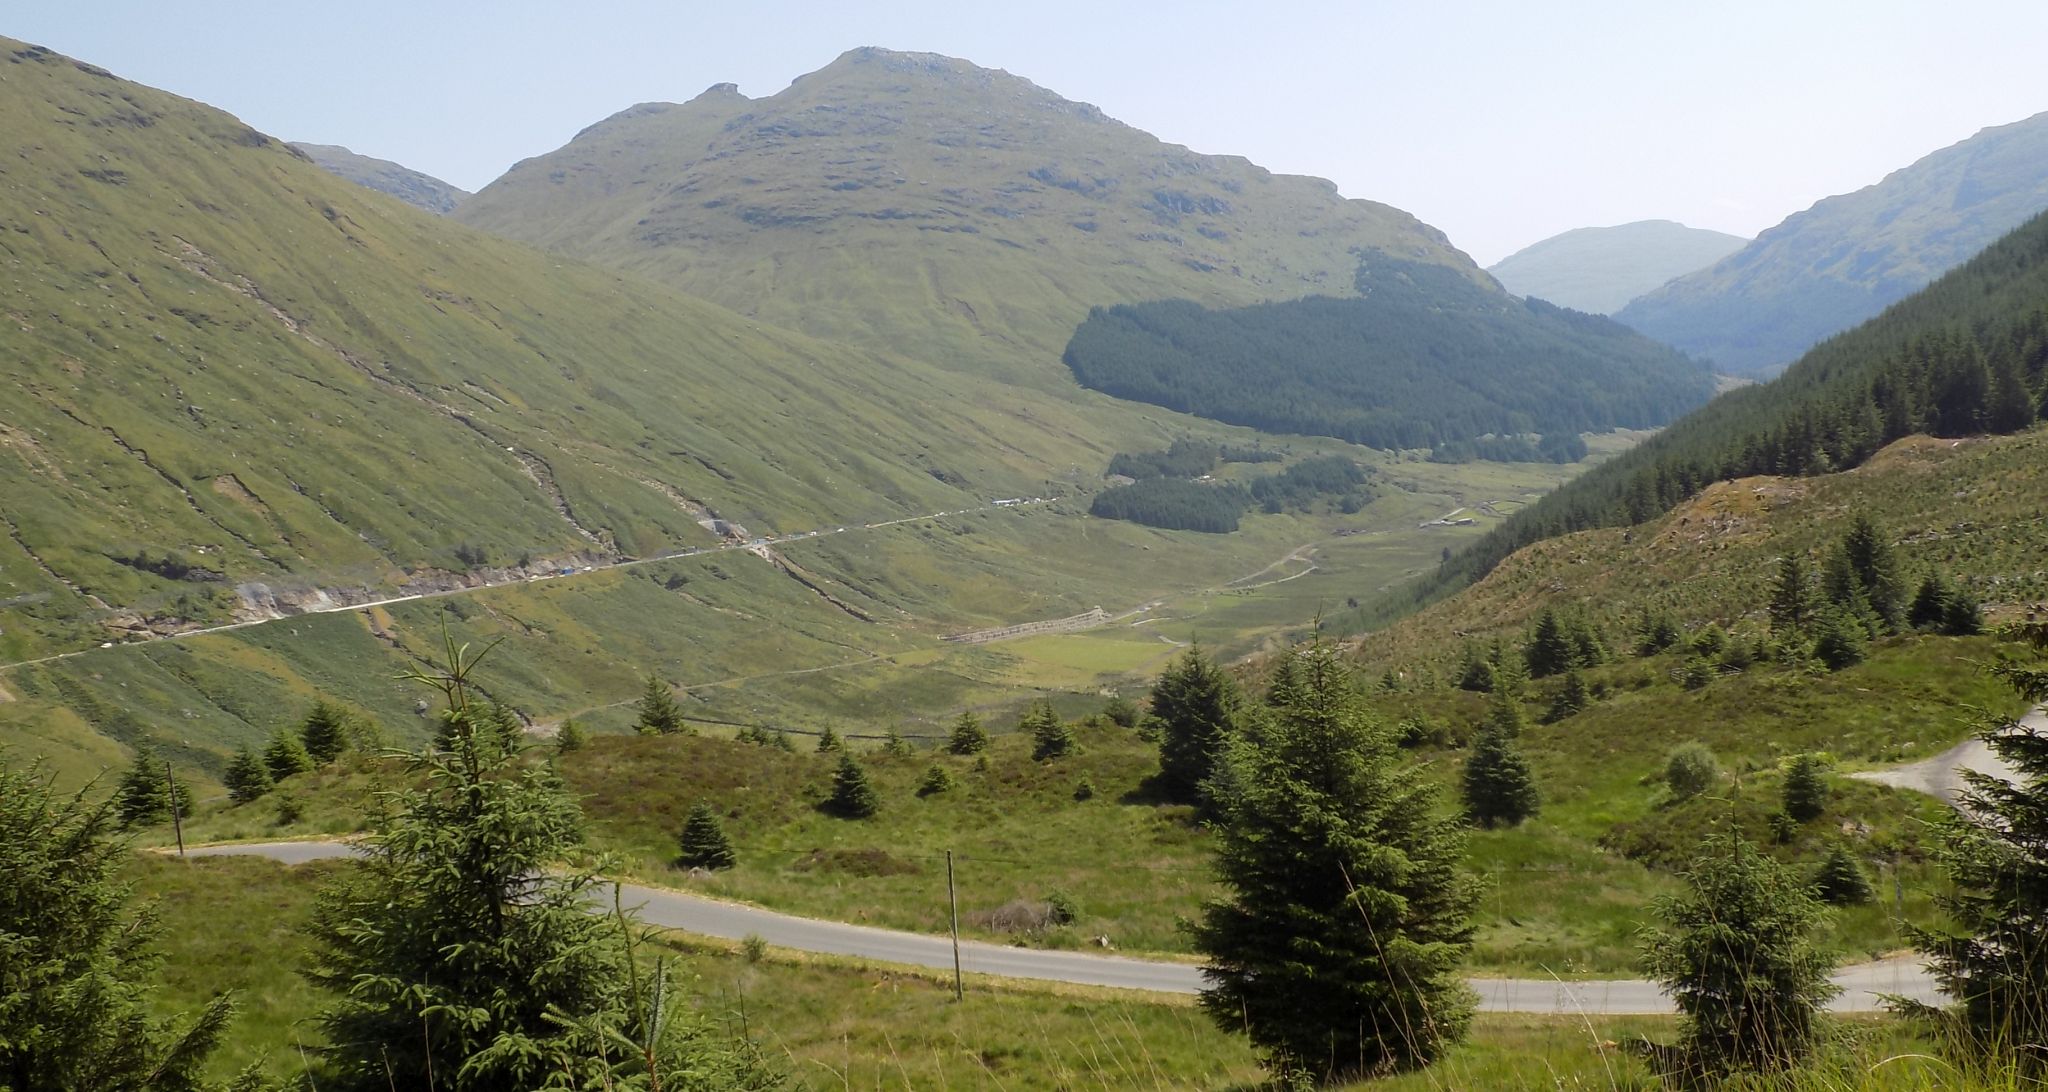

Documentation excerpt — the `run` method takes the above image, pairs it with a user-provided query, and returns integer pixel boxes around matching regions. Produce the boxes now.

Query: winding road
[186,840,1941,1014]
[1849,705,2041,806]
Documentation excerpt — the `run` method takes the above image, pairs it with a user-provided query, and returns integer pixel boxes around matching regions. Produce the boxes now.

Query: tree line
[1062,254,1713,454]
[1090,453,1373,532]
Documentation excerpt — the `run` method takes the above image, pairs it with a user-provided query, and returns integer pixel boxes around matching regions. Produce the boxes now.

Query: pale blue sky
[9,0,2046,264]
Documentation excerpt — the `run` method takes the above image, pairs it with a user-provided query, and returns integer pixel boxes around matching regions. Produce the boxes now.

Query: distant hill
[1487,220,1745,314]
[1064,255,1713,451]
[288,142,469,214]
[1615,112,2048,376]
[454,47,1484,387]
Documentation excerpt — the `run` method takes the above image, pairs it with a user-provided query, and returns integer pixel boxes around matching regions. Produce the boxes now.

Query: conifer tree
[1841,515,1907,632]
[825,753,879,819]
[1546,668,1590,723]
[882,729,913,757]
[945,711,988,755]
[555,717,586,754]
[301,633,774,1090]
[1483,680,1526,738]
[1942,584,1984,637]
[1813,845,1874,905]
[222,745,272,805]
[676,802,737,871]
[1192,640,1477,1080]
[299,701,351,765]
[1909,572,1956,630]
[1150,645,1239,804]
[1640,832,1838,1079]
[1811,606,1867,670]
[1769,554,1816,635]
[113,748,187,828]
[1782,753,1830,822]
[916,764,955,797]
[1567,615,1608,666]
[1987,353,2037,433]
[1911,620,2048,1053]
[0,753,236,1089]
[1523,609,1576,678]
[1026,699,1075,761]
[262,728,314,783]
[1636,610,1682,656]
[1455,641,1496,692]
[1463,721,1539,827]
[815,726,843,754]
[634,674,686,736]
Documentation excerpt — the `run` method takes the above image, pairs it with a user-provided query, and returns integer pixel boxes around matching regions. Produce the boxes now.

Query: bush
[1665,743,1720,800]
[1073,778,1096,802]
[1101,695,1140,729]
[1045,889,1080,927]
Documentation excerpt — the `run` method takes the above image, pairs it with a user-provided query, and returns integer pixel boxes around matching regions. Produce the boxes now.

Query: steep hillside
[1616,112,2048,376]
[453,47,1481,387]
[1063,255,1713,450]
[1359,429,2048,662]
[0,38,1161,661]
[1411,206,2048,613]
[1487,220,1745,315]
[288,142,470,214]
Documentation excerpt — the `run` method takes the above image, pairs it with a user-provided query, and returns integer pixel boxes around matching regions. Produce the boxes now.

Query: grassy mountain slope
[1616,112,2048,375]
[0,37,1191,662]
[287,142,470,214]
[1486,219,1746,315]
[1063,255,1713,449]
[2,38,1592,783]
[453,47,1481,388]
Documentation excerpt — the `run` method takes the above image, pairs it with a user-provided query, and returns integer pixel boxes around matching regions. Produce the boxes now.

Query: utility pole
[946,849,963,1002]
[165,758,185,857]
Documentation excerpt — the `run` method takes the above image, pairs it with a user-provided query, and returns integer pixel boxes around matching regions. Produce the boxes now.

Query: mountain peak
[690,81,747,104]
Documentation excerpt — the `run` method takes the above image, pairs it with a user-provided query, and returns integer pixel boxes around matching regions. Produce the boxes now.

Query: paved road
[184,841,1940,1013]
[1850,705,2042,806]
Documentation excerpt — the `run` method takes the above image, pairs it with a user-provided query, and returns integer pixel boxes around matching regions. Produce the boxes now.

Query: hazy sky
[11,1,2047,264]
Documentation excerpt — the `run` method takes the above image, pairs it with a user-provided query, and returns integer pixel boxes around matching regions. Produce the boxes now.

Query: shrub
[1665,743,1720,800]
